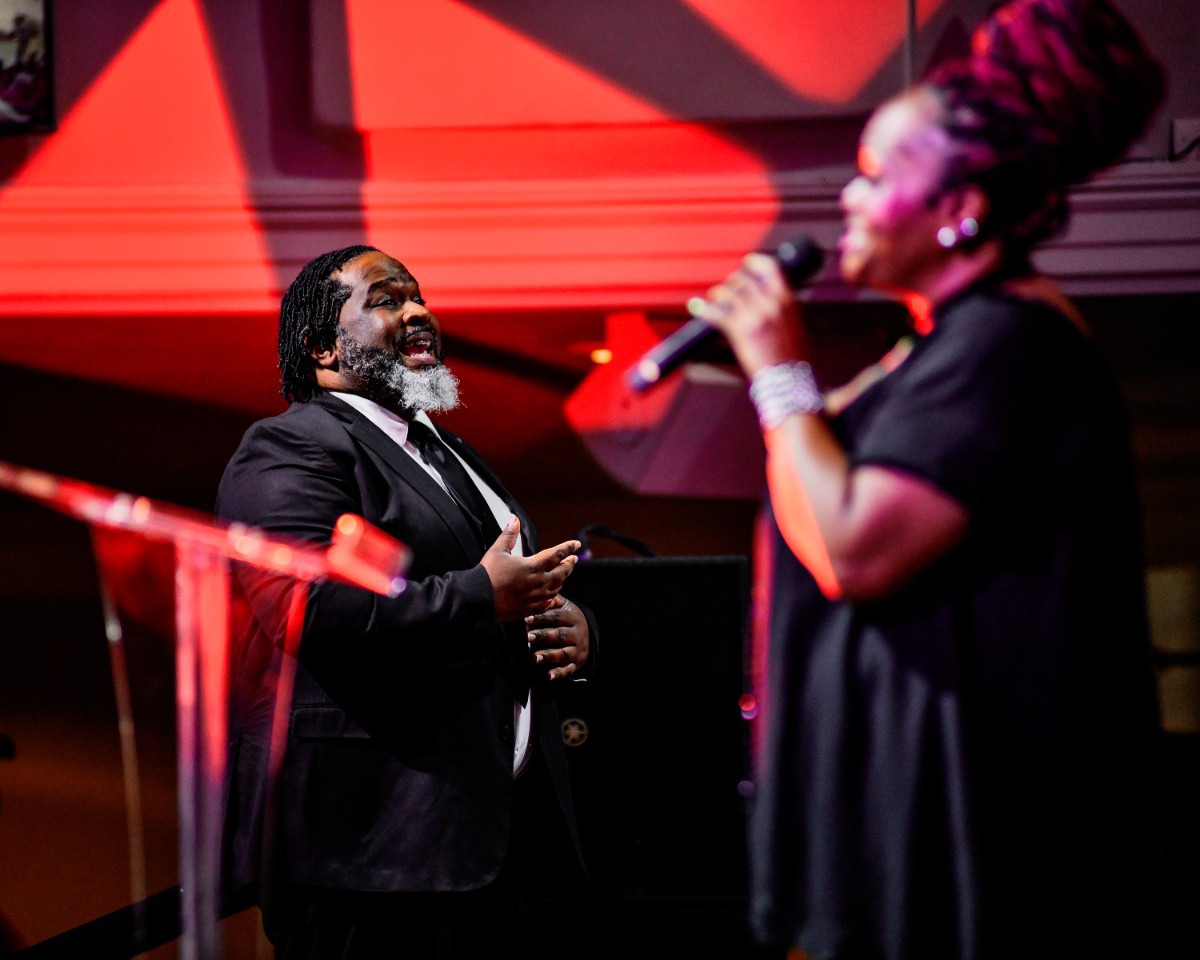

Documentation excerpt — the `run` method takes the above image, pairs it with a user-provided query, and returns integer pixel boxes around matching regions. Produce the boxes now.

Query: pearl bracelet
[748,361,824,430]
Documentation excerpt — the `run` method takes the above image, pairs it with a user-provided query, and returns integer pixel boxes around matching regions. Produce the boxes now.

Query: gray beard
[339,338,461,413]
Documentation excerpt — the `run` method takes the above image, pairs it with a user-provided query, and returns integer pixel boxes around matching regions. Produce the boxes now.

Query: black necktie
[407,420,502,542]
[408,420,530,700]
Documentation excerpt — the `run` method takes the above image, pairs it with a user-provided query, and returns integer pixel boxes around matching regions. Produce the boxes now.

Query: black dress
[747,280,1162,960]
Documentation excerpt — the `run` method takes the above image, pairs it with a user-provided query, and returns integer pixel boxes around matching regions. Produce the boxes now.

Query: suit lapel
[435,427,537,555]
[314,394,488,558]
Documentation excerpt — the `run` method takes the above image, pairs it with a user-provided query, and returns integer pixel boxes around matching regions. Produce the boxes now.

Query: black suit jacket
[215,392,590,898]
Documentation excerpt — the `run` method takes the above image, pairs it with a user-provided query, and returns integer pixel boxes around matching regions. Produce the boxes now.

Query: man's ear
[308,335,339,370]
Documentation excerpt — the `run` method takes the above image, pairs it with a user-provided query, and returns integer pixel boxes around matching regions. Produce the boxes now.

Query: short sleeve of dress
[845,290,1090,518]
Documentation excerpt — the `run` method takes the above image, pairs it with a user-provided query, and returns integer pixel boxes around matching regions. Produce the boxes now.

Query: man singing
[217,245,595,958]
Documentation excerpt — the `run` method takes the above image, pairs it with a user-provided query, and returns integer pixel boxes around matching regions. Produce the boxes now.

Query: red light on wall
[682,0,948,105]
[13,0,250,186]
[333,0,669,130]
[0,0,274,316]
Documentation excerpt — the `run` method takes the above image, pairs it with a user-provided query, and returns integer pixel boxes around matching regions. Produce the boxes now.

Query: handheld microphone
[625,235,826,393]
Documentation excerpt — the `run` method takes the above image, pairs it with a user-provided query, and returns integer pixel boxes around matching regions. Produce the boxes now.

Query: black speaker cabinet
[554,555,753,903]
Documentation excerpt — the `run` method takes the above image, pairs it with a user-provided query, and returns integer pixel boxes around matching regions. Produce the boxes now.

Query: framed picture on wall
[0,0,51,133]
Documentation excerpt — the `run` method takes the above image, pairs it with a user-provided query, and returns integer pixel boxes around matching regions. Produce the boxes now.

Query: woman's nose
[840,175,866,211]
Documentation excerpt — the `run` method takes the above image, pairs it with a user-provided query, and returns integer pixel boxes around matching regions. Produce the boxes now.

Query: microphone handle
[626,318,716,392]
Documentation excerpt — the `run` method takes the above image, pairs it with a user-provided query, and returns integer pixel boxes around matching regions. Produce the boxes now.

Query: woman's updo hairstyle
[925,0,1164,254]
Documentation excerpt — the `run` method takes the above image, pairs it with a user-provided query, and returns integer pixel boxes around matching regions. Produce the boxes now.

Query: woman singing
[702,1,1167,957]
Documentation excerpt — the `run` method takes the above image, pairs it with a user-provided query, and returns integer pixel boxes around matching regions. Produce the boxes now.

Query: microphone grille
[775,235,826,289]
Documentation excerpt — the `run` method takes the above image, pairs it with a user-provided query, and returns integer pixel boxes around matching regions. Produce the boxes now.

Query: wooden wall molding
[0,162,1195,316]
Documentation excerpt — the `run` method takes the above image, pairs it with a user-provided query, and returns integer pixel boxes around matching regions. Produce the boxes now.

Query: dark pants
[269,755,578,960]
[272,883,522,960]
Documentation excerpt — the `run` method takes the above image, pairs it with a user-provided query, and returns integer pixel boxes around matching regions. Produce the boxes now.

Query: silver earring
[960,217,979,238]
[937,226,957,248]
